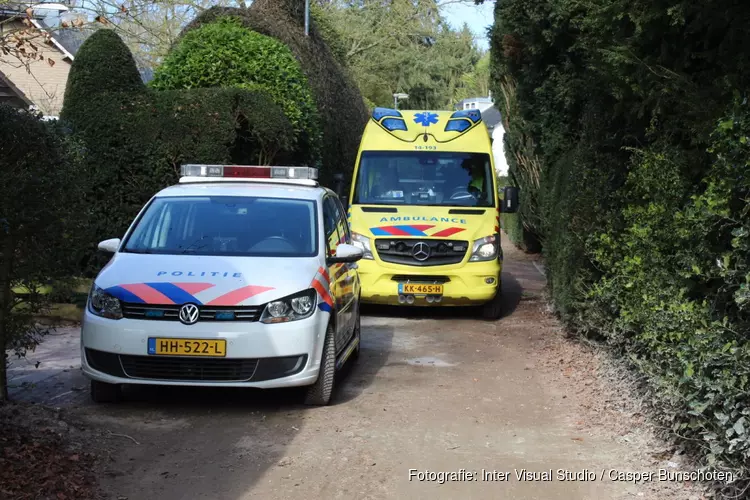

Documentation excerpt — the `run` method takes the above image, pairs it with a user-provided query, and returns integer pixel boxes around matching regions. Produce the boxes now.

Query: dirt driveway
[8,241,703,500]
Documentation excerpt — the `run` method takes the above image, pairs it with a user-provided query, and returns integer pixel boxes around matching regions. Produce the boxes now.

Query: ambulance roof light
[372,107,403,121]
[450,109,482,123]
[179,164,318,184]
[382,117,407,132]
[445,118,472,133]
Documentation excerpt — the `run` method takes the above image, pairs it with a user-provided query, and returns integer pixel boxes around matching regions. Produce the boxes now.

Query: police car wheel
[303,322,336,406]
[90,380,122,403]
[481,285,503,321]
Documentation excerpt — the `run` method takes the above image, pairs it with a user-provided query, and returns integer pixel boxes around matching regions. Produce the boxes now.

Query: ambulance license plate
[398,283,443,295]
[148,338,227,357]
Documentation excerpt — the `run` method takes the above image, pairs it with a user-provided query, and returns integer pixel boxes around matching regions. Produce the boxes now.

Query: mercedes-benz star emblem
[412,242,431,261]
[179,303,200,325]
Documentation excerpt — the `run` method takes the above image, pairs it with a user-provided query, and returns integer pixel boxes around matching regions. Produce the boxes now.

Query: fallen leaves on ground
[0,403,99,499]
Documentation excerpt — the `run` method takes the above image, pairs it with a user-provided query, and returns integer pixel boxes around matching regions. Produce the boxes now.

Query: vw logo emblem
[412,241,431,261]
[179,303,200,325]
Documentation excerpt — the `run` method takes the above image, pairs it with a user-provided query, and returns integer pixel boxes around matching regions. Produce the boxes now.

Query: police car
[81,164,364,405]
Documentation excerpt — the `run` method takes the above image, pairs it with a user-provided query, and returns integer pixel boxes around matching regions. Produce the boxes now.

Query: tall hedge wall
[60,30,294,272]
[179,1,369,188]
[490,0,750,491]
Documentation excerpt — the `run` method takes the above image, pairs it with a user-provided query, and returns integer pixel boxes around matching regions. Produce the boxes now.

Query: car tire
[90,379,122,403]
[481,283,503,320]
[304,322,336,406]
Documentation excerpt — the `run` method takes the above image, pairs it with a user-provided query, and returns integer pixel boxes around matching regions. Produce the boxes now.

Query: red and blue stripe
[369,225,466,238]
[104,282,273,306]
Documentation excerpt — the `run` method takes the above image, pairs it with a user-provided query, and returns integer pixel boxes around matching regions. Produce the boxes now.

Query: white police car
[82,164,363,405]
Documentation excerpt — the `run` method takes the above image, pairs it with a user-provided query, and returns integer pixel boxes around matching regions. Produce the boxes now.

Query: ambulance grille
[374,239,468,266]
[121,303,262,322]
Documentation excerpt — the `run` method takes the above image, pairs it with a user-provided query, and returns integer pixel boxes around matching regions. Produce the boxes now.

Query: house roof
[0,70,33,109]
[1,5,154,83]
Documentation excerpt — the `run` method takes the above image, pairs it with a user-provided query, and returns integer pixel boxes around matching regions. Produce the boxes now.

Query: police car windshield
[353,151,494,207]
[122,196,318,257]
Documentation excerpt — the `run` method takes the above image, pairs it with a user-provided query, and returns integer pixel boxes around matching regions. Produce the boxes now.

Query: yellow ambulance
[344,107,519,319]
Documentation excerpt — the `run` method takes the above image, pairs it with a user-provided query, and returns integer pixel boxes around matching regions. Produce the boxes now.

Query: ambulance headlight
[351,232,374,259]
[88,284,123,320]
[469,235,499,262]
[261,289,317,324]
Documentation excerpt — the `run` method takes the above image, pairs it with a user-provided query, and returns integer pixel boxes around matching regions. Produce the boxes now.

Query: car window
[333,197,351,244]
[123,196,318,257]
[323,196,342,256]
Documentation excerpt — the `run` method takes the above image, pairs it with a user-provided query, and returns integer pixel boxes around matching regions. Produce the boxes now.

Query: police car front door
[323,196,352,351]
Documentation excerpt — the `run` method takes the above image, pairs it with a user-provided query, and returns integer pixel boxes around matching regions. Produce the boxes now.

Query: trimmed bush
[179,1,369,188]
[0,105,90,399]
[151,18,318,166]
[61,29,145,125]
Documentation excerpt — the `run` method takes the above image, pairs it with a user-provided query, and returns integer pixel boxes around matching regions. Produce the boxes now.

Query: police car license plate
[148,338,226,357]
[398,283,443,295]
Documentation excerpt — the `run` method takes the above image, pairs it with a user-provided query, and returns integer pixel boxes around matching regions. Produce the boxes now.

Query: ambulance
[344,108,519,319]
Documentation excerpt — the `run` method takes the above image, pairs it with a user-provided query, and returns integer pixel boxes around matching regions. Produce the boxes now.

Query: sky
[442,0,495,52]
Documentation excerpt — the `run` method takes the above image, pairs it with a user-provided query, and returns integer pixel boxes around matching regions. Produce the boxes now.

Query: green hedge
[61,30,294,273]
[180,1,369,188]
[490,0,750,490]
[0,105,91,382]
[151,17,318,166]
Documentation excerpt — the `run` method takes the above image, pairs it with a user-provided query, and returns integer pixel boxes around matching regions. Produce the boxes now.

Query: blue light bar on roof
[445,119,472,133]
[450,109,482,123]
[382,117,407,131]
[372,107,403,121]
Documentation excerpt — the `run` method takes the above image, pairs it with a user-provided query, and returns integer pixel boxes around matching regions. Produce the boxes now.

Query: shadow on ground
[88,322,396,500]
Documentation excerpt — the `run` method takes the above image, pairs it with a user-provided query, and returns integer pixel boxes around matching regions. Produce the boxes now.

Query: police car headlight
[469,235,499,262]
[88,284,123,320]
[351,232,374,259]
[260,289,317,324]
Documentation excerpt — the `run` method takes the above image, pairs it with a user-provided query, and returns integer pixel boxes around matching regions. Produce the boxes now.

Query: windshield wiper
[122,248,154,254]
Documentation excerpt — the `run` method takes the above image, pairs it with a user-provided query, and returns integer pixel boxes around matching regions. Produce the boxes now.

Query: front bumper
[357,258,502,306]
[80,308,328,388]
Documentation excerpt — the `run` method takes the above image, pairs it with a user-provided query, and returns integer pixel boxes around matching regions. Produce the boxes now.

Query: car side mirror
[98,238,121,253]
[327,243,363,264]
[500,186,519,213]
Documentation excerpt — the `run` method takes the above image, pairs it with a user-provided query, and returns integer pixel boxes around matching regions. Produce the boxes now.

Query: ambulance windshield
[352,151,494,207]
[122,196,318,257]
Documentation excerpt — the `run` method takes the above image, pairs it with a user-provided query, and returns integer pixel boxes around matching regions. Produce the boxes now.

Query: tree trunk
[0,234,13,402]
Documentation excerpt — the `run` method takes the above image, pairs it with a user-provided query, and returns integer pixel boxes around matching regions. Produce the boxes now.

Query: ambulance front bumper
[357,258,501,306]
[80,308,328,388]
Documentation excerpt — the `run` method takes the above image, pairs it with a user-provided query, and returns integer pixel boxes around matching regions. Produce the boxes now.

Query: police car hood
[95,254,321,306]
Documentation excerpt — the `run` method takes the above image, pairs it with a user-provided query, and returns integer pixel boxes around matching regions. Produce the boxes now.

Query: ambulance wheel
[90,380,122,403]
[304,322,336,406]
[482,286,503,321]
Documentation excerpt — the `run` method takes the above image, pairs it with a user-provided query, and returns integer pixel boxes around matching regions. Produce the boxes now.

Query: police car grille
[121,303,262,322]
[119,354,259,381]
[374,239,468,266]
